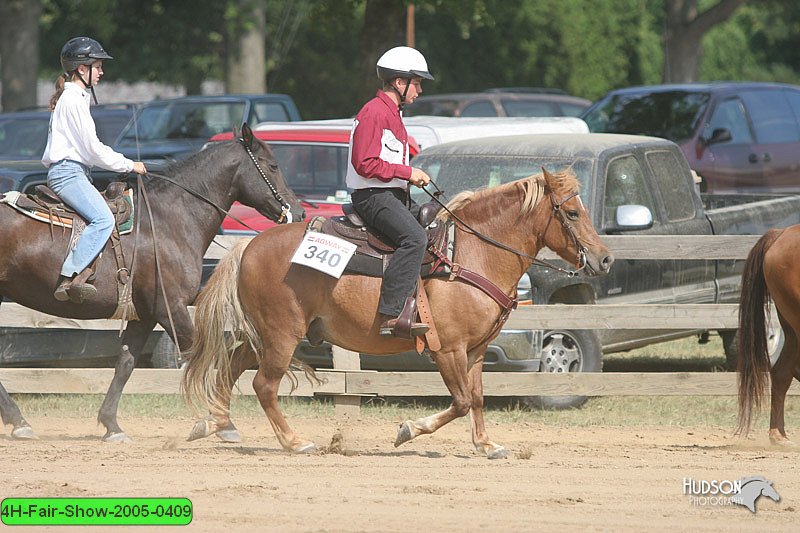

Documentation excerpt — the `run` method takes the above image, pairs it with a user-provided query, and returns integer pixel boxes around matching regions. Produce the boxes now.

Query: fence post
[331,346,362,417]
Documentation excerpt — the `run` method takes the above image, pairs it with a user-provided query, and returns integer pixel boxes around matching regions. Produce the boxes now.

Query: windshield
[270,143,349,200]
[118,101,245,143]
[0,117,49,159]
[582,90,710,142]
[410,154,594,206]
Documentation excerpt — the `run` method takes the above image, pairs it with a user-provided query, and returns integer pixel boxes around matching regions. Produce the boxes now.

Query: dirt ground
[1,413,798,532]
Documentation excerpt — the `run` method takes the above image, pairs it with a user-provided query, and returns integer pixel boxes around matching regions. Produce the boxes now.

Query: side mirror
[703,127,732,146]
[605,204,654,233]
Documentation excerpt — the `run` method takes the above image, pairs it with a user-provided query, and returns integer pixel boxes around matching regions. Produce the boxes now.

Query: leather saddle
[315,201,452,278]
[15,182,132,228]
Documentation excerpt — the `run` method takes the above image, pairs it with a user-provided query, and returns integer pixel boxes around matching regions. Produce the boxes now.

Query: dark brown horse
[737,225,800,445]
[0,124,303,442]
[183,168,613,458]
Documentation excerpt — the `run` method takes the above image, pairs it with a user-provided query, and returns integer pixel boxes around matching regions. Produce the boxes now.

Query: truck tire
[720,320,784,371]
[150,333,184,369]
[522,329,602,410]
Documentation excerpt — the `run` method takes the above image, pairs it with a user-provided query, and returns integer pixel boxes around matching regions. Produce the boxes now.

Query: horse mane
[436,168,580,221]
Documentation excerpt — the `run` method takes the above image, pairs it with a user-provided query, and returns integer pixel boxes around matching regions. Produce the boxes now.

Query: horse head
[540,167,613,276]
[233,122,305,224]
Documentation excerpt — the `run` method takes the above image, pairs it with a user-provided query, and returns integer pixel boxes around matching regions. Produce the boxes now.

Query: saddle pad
[308,219,456,279]
[0,189,135,235]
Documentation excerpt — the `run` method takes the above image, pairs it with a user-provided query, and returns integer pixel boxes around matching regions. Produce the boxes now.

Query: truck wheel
[720,320,784,371]
[150,333,184,369]
[522,329,602,410]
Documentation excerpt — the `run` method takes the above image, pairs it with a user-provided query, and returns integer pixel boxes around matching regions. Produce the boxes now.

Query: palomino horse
[183,167,613,459]
[0,124,303,441]
[737,225,800,444]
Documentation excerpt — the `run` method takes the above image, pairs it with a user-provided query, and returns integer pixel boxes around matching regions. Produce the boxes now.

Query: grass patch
[10,393,799,431]
[603,333,727,372]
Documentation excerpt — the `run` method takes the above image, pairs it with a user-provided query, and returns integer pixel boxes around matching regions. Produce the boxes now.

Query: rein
[422,183,589,277]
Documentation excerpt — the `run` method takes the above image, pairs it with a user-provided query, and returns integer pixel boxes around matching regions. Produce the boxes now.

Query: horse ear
[241,122,254,148]
[232,124,242,138]
[541,166,555,190]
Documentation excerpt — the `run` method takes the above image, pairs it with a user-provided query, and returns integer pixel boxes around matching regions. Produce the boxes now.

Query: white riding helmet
[376,46,434,81]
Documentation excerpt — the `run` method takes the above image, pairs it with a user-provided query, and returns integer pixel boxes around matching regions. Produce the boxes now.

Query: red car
[208,125,420,233]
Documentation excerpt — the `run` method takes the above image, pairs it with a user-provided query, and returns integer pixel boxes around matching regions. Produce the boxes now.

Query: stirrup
[379,318,430,338]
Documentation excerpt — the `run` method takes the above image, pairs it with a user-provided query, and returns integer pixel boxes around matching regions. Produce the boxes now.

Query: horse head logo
[730,476,780,513]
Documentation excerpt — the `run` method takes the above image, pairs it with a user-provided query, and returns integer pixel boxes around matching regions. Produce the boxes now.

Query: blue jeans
[47,160,114,277]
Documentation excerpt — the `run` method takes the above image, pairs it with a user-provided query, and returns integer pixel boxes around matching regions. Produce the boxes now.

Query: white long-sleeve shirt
[41,82,134,172]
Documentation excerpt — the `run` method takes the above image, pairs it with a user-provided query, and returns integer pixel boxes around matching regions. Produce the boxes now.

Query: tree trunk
[357,0,406,104]
[226,1,266,94]
[0,0,41,111]
[662,0,747,83]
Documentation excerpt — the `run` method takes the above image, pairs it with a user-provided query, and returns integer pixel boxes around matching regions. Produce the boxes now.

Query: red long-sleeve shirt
[345,91,412,190]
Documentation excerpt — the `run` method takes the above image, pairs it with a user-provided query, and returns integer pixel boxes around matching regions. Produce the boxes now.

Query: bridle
[423,184,591,277]
[238,139,294,224]
[146,138,294,228]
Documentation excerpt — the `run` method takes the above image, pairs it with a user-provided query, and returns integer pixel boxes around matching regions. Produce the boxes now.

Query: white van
[402,115,588,150]
[255,115,588,152]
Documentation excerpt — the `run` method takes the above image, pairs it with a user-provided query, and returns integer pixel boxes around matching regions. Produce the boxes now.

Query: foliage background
[22,0,800,118]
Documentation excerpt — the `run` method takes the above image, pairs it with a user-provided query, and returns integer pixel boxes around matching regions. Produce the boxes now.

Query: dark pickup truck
[385,133,799,407]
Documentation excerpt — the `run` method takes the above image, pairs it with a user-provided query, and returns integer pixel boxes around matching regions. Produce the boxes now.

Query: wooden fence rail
[0,234,775,406]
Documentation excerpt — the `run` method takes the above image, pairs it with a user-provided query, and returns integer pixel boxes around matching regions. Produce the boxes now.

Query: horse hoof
[770,437,797,447]
[216,428,242,443]
[394,421,414,447]
[293,442,317,454]
[103,432,131,444]
[11,425,38,440]
[187,419,213,442]
[487,445,508,460]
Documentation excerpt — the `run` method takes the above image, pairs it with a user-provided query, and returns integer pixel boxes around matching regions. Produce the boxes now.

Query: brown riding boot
[378,297,429,338]
[53,268,97,304]
[379,316,430,338]
[53,276,72,302]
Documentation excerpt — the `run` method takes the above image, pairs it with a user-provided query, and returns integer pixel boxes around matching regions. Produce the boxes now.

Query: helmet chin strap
[391,78,411,112]
[76,65,99,105]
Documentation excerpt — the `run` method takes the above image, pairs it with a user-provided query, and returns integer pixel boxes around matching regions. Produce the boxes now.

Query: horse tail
[736,229,782,435]
[182,239,260,415]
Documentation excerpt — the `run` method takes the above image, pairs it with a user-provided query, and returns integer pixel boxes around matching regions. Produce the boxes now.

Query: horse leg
[768,331,797,446]
[395,349,472,451]
[97,319,156,442]
[251,345,315,454]
[466,360,507,459]
[188,343,258,443]
[0,381,37,440]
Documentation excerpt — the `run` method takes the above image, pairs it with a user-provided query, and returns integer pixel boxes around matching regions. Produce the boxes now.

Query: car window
[120,102,246,141]
[603,154,655,228]
[93,113,132,145]
[703,98,753,145]
[740,90,800,144]
[584,91,710,141]
[784,89,800,124]
[404,99,459,117]
[271,143,348,199]
[645,150,696,221]
[410,154,593,205]
[502,99,558,117]
[250,102,290,123]
[559,102,589,117]
[0,117,49,159]
[460,101,497,117]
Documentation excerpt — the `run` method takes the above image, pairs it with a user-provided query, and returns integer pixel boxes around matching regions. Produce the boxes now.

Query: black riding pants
[351,187,425,317]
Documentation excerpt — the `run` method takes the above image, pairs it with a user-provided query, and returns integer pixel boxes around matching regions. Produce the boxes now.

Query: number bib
[290,232,358,278]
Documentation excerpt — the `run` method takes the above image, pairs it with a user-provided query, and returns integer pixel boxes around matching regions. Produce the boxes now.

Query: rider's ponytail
[48,73,69,111]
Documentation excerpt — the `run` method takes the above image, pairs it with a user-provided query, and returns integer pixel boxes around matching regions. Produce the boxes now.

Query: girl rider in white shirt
[41,37,147,303]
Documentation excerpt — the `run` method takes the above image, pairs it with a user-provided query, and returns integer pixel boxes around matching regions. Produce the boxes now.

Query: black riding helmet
[60,37,112,104]
[61,37,113,73]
